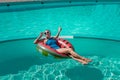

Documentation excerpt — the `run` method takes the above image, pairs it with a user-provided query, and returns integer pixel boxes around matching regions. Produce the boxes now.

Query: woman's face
[44,30,51,38]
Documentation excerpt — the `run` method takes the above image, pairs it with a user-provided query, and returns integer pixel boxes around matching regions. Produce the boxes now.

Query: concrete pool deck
[0,0,45,3]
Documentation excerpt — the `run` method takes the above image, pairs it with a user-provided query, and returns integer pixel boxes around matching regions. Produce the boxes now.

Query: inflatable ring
[36,38,74,58]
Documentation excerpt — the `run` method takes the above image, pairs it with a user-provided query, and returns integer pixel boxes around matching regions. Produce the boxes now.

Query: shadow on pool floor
[65,66,104,80]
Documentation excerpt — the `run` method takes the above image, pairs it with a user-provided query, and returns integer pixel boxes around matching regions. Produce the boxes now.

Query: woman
[34,27,91,64]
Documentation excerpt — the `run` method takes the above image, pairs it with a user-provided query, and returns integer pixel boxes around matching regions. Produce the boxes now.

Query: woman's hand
[58,27,62,32]
[38,32,43,39]
[55,27,62,38]
[34,32,43,44]
[40,32,43,36]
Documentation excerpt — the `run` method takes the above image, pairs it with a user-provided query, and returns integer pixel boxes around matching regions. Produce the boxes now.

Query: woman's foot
[81,58,91,62]
[76,58,89,65]
[70,55,88,64]
[76,56,92,62]
[74,56,92,62]
[80,60,89,65]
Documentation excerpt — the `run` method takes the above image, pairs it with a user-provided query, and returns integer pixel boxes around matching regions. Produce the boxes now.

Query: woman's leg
[57,48,91,62]
[69,55,88,64]
[67,48,91,62]
[56,48,90,64]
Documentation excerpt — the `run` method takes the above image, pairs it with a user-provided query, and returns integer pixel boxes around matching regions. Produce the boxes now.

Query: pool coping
[0,0,41,3]
[0,0,120,7]
[0,0,120,4]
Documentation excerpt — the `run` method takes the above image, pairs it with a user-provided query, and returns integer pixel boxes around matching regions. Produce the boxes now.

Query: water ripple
[0,56,120,80]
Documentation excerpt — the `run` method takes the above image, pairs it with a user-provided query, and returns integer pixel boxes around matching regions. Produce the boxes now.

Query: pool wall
[0,1,120,42]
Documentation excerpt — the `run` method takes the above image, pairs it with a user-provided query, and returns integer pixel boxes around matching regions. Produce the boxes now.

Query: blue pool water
[0,38,120,80]
[0,1,120,80]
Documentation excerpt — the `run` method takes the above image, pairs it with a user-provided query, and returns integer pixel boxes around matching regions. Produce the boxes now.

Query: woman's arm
[55,27,62,38]
[34,32,43,44]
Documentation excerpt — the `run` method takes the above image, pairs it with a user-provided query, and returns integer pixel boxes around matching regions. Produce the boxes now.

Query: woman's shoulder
[51,37,56,39]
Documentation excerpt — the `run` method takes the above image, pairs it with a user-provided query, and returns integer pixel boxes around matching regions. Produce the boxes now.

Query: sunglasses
[44,31,50,35]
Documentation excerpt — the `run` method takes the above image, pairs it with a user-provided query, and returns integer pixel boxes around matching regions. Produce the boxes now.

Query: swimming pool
[0,1,120,80]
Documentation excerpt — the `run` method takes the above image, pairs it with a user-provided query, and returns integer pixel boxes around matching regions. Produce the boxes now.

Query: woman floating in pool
[34,27,91,64]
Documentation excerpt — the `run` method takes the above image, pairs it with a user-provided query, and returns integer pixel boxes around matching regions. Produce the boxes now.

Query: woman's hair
[44,30,51,35]
[45,30,50,32]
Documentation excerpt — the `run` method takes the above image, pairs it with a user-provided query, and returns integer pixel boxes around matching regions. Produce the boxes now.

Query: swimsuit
[46,38,60,49]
